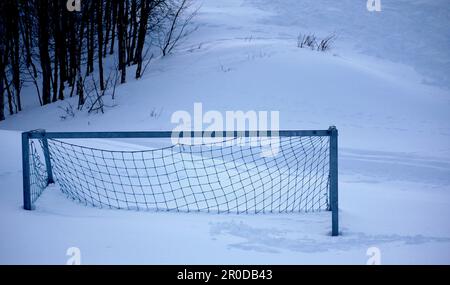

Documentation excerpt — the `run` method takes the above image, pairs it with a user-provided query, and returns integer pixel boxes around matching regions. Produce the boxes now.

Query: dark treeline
[0,0,195,121]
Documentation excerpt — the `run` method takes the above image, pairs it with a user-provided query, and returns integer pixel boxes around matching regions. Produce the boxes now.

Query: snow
[1,0,450,264]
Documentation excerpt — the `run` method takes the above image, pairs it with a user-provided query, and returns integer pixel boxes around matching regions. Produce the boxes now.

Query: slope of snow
[246,0,450,88]
[0,0,449,264]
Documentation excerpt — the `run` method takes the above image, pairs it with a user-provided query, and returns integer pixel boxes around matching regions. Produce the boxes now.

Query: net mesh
[29,136,330,213]
[29,141,49,204]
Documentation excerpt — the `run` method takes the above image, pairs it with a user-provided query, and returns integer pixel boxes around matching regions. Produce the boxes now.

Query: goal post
[22,127,339,236]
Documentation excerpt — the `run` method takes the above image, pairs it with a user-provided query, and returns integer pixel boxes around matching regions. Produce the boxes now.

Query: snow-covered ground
[1,0,449,264]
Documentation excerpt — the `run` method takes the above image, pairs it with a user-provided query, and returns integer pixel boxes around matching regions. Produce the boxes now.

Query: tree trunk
[58,0,67,100]
[20,0,37,77]
[117,0,126,83]
[52,0,59,102]
[125,0,131,65]
[68,14,77,87]
[103,0,112,57]
[52,50,59,102]
[38,0,52,105]
[5,75,14,115]
[128,0,138,65]
[11,1,21,111]
[86,2,95,76]
[97,0,105,90]
[77,15,86,108]
[135,0,150,79]
[109,0,117,55]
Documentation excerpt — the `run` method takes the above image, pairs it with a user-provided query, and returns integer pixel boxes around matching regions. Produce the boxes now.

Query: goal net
[22,128,339,234]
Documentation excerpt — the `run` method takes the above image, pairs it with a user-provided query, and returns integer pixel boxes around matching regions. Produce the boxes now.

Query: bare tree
[97,0,105,90]
[11,0,22,111]
[110,0,118,55]
[159,0,197,57]
[37,0,52,105]
[117,0,127,83]
[134,0,153,78]
[0,0,198,121]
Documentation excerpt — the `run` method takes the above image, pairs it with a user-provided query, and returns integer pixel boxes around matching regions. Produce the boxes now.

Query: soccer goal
[22,127,339,236]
